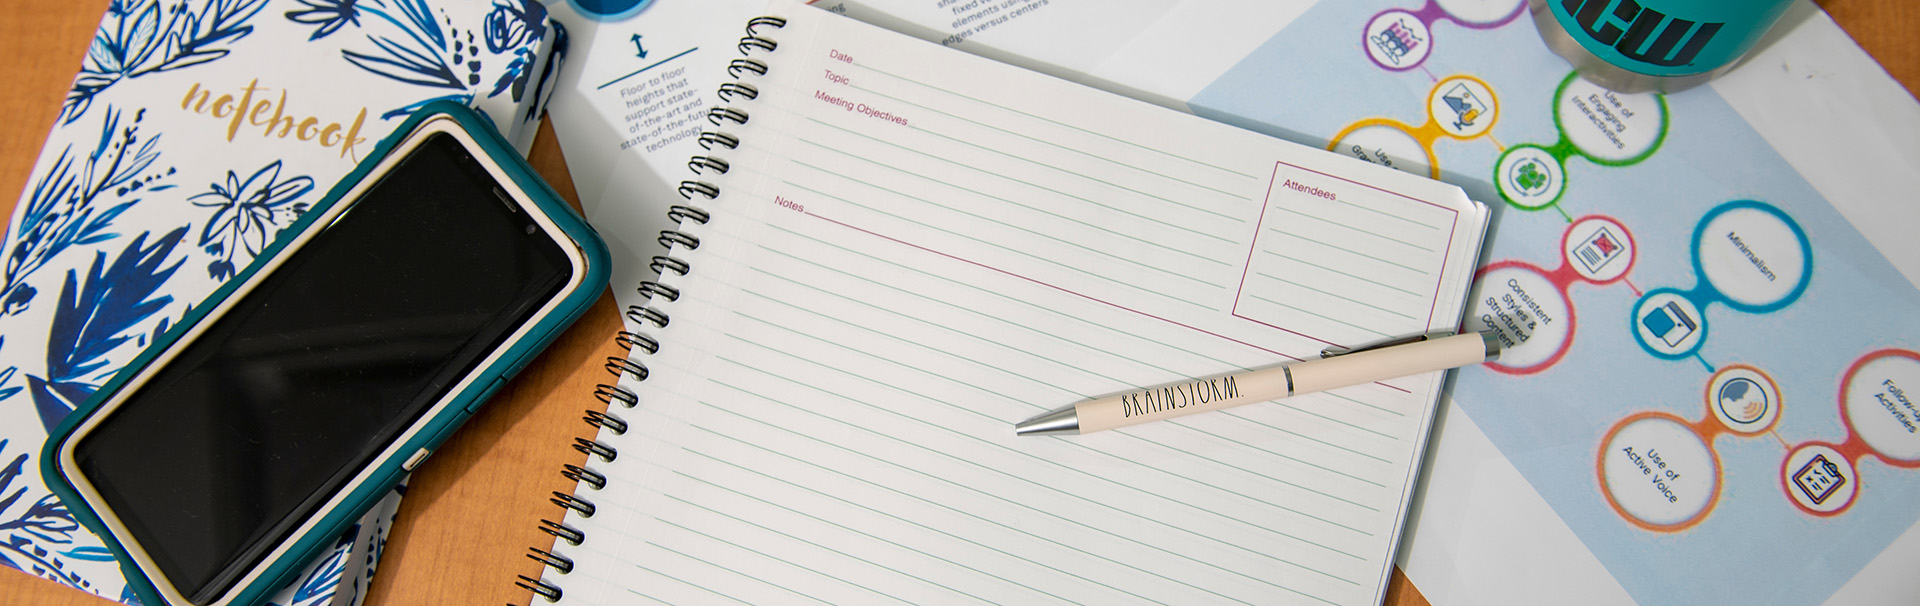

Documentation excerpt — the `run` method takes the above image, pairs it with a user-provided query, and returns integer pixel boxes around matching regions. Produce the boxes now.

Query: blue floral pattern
[0,439,96,593]
[7,0,552,602]
[191,162,316,281]
[64,0,270,124]
[285,0,362,41]
[289,0,547,119]
[3,107,171,319]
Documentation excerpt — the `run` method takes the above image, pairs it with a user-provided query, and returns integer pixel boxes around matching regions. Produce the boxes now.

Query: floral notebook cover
[1,0,564,603]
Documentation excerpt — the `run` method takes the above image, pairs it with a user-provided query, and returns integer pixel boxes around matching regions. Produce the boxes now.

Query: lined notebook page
[548,4,1484,605]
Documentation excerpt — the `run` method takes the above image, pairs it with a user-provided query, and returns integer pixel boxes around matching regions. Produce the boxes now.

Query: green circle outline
[1493,143,1567,210]
[1550,72,1669,167]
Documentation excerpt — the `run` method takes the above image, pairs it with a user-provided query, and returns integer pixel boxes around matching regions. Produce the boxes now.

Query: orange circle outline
[1596,410,1723,532]
[1835,348,1920,468]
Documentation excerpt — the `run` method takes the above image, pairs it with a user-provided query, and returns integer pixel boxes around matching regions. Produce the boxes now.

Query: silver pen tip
[1014,405,1080,436]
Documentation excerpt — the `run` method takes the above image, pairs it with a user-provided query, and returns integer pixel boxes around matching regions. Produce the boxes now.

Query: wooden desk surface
[1,2,1913,604]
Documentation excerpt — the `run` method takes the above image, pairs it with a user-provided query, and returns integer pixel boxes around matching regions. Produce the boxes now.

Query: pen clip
[1320,331,1456,358]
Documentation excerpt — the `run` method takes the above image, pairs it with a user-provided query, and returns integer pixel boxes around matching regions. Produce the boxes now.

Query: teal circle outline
[1688,199,1812,313]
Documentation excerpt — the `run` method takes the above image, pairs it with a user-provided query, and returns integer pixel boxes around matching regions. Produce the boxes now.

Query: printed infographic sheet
[538,0,1920,603]
[1179,2,1920,604]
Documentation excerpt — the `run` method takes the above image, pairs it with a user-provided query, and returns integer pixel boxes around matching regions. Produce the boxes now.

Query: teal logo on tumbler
[567,0,654,21]
[1547,0,1789,78]
[1561,0,1721,67]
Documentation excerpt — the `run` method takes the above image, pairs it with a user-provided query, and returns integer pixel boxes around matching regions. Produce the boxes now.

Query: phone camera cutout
[525,224,537,235]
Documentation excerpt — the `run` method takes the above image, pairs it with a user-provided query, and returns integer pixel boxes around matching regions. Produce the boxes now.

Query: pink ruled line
[806,210,1426,395]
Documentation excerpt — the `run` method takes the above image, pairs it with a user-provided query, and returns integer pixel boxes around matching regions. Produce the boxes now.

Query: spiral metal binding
[540,519,584,546]
[625,305,669,328]
[593,384,638,408]
[697,131,739,150]
[637,281,680,302]
[527,547,574,574]
[707,106,750,126]
[615,330,659,354]
[650,255,690,277]
[728,58,768,78]
[604,356,648,381]
[516,575,561,603]
[583,410,628,435]
[571,437,616,463]
[523,15,789,605]
[562,464,608,490]
[717,82,759,102]
[669,205,712,225]
[687,155,730,175]
[550,491,596,517]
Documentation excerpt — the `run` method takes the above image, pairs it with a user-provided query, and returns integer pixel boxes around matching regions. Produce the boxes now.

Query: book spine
[512,14,789,605]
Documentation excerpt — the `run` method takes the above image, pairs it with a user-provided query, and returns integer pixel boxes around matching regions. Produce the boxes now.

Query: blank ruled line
[686,420,1361,598]
[672,473,1009,604]
[1260,273,1418,321]
[856,64,1261,181]
[730,303,1086,402]
[697,388,1360,598]
[1276,402,1399,441]
[1165,429,1389,489]
[715,332,1382,553]
[787,130,1236,258]
[761,226,1252,375]
[621,582,678,605]
[785,177,1228,291]
[740,276,1136,395]
[1131,438,1382,514]
[1267,227,1433,274]
[799,120,1240,244]
[721,260,1395,515]
[724,323,1381,535]
[657,515,917,604]
[1223,412,1396,464]
[1324,392,1407,417]
[644,540,834,604]
[1247,293,1393,339]
[803,212,1297,360]
[905,120,1249,220]
[791,163,1228,270]
[1264,250,1424,297]
[1266,205,1437,253]
[845,81,1256,202]
[681,447,1104,604]
[703,383,1274,606]
[782,177,1217,312]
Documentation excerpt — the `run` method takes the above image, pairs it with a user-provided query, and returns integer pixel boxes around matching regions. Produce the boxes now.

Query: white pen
[1014,331,1501,436]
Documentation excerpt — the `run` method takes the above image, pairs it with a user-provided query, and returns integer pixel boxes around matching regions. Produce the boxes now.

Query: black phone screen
[72,131,573,604]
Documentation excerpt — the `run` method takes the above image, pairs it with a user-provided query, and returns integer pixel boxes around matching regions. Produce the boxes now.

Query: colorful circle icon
[1561,216,1634,283]
[1428,76,1498,138]
[1782,443,1856,515]
[1706,365,1780,434]
[1494,145,1564,209]
[1364,10,1432,71]
[1632,290,1706,359]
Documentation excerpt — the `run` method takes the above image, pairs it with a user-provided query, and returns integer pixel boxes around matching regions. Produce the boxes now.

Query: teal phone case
[39,100,610,606]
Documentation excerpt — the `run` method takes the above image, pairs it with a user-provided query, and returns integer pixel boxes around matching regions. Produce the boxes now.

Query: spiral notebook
[520,2,1487,604]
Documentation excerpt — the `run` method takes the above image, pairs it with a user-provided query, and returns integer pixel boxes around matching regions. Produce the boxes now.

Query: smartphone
[40,102,609,606]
